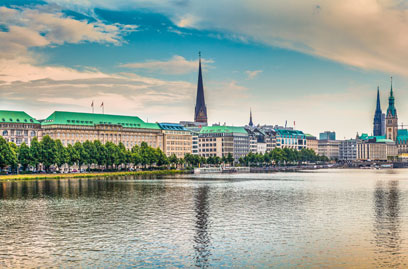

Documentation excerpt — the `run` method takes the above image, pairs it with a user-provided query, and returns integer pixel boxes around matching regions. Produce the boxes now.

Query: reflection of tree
[193,185,211,268]
[373,180,402,267]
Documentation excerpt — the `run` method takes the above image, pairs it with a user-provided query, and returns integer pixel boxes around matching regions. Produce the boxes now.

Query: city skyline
[1,1,408,139]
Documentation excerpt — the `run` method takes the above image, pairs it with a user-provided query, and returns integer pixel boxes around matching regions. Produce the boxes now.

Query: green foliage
[18,142,32,170]
[241,147,328,166]
[0,137,17,170]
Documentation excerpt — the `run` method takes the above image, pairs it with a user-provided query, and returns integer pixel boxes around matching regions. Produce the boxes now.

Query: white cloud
[119,55,213,75]
[46,0,408,76]
[0,6,136,60]
[245,70,262,79]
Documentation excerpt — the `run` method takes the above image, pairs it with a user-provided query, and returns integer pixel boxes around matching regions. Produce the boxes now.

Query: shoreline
[0,170,189,182]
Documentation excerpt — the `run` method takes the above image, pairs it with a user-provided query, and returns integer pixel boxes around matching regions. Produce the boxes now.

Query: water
[1,169,408,267]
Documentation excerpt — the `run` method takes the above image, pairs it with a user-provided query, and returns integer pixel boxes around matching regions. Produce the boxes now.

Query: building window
[2,130,8,136]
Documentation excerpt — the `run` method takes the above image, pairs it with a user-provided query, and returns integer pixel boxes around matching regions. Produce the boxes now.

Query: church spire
[194,51,208,125]
[387,76,396,118]
[249,108,254,127]
[376,86,381,111]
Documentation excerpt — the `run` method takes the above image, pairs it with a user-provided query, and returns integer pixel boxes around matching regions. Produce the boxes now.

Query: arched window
[2,130,8,136]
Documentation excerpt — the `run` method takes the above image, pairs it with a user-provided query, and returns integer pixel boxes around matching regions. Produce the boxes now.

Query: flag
[100,102,104,107]
[91,101,94,107]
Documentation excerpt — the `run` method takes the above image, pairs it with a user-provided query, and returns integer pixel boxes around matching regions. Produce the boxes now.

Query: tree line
[0,136,328,173]
[0,135,236,173]
[239,148,329,166]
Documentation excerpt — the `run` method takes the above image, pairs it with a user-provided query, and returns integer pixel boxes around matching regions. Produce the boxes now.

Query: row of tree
[0,136,236,173]
[239,148,329,166]
[0,136,328,173]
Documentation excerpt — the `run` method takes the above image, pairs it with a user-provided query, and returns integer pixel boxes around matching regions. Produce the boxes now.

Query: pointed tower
[373,86,383,136]
[194,52,208,125]
[386,77,398,141]
[249,108,254,127]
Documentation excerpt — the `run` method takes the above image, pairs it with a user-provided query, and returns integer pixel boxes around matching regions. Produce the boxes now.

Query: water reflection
[193,185,212,267]
[373,180,403,267]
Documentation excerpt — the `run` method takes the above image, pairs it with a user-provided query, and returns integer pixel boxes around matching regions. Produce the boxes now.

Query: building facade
[305,134,318,153]
[41,111,163,150]
[386,79,398,141]
[198,126,249,161]
[275,129,306,150]
[339,139,357,161]
[0,111,42,146]
[158,123,192,158]
[319,131,336,141]
[318,139,340,160]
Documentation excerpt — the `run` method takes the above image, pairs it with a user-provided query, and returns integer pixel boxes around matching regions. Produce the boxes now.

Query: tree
[0,137,17,171]
[94,140,107,170]
[74,142,89,170]
[18,142,32,171]
[83,140,97,170]
[226,153,234,165]
[40,135,57,172]
[155,149,169,167]
[169,154,178,167]
[29,137,41,170]
[55,139,69,170]
[66,144,79,167]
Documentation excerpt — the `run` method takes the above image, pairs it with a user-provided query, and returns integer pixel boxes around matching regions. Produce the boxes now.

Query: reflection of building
[193,185,211,267]
[373,180,401,267]
[199,125,249,161]
[0,111,42,146]
[158,123,192,158]
[41,111,163,149]
[318,139,340,160]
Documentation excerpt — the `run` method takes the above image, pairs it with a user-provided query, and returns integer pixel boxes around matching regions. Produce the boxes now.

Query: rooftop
[0,110,40,124]
[200,125,248,134]
[159,123,188,131]
[41,111,160,129]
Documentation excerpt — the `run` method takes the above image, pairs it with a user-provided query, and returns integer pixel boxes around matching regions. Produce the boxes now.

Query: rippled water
[1,169,408,267]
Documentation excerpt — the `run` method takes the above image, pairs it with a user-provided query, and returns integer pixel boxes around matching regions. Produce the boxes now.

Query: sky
[1,0,408,139]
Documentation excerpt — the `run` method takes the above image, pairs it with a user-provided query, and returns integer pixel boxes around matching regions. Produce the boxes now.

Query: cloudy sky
[1,0,408,138]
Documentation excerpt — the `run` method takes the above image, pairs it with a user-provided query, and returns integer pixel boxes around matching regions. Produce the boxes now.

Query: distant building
[318,140,340,160]
[41,111,163,150]
[194,52,208,125]
[158,123,192,158]
[245,127,267,154]
[357,134,397,161]
[339,139,357,161]
[319,131,336,141]
[0,110,42,146]
[275,129,306,150]
[305,134,318,153]
[373,87,385,136]
[198,125,249,161]
[248,108,254,127]
[385,78,398,141]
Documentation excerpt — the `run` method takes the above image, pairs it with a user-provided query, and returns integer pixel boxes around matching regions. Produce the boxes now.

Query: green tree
[40,135,57,172]
[55,139,69,170]
[0,137,17,171]
[18,142,32,171]
[29,137,41,170]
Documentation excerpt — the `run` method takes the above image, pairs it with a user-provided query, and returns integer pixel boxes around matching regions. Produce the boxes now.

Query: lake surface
[1,169,408,267]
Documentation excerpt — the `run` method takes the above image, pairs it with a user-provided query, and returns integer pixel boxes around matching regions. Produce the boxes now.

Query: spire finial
[199,51,201,61]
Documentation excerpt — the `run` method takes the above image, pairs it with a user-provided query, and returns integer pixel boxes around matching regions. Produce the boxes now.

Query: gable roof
[200,125,248,134]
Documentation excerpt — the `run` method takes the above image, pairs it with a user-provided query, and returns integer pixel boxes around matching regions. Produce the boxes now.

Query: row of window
[2,130,36,136]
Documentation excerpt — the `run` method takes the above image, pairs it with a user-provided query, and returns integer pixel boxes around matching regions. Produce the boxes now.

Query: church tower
[249,108,254,127]
[386,77,398,141]
[373,87,383,136]
[194,52,208,125]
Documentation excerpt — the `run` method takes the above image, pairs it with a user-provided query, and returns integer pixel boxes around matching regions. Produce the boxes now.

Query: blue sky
[1,0,408,138]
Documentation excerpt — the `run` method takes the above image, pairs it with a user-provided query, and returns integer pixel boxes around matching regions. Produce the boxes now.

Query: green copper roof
[359,134,394,143]
[397,129,408,143]
[41,111,160,129]
[200,125,248,134]
[0,110,40,124]
[276,129,305,136]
